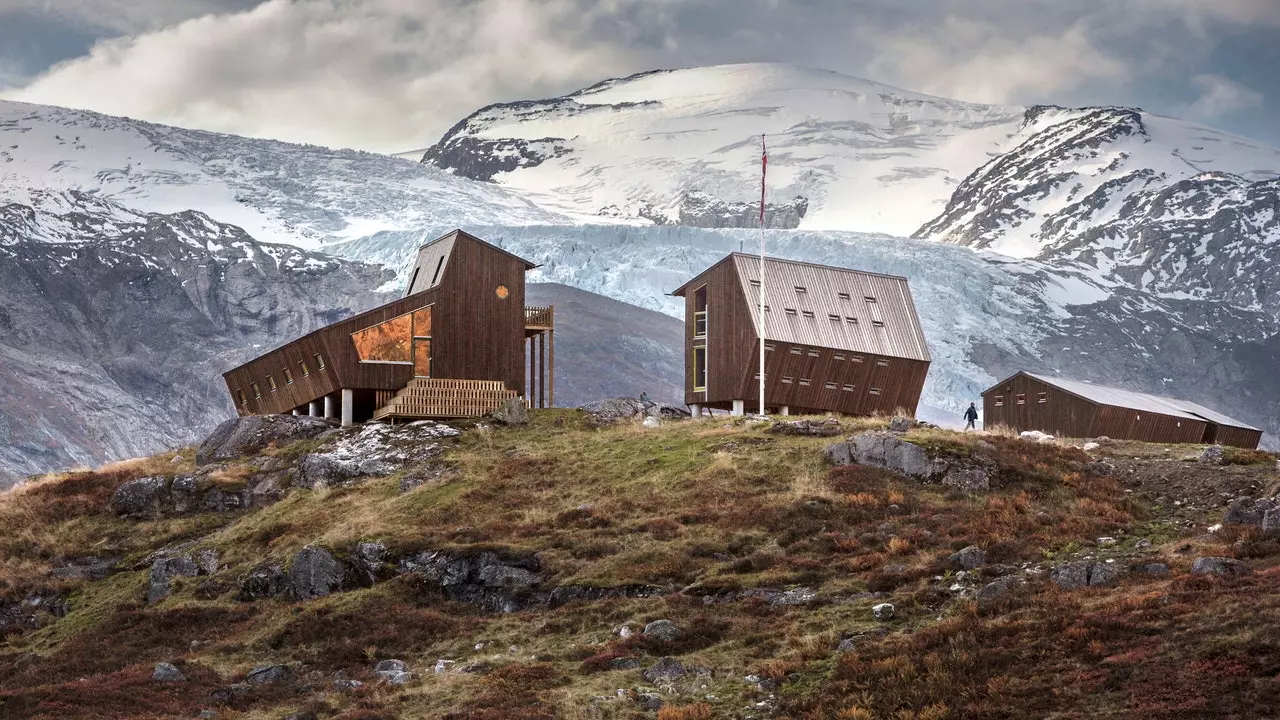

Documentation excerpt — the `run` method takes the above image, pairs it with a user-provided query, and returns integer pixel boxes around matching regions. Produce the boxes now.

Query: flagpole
[758,134,767,418]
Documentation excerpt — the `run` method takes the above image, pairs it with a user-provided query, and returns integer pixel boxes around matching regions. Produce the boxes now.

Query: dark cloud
[3,0,1278,149]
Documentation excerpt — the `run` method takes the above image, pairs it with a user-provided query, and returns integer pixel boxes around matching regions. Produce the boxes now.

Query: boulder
[1083,442,1101,452]
[237,563,288,601]
[1020,430,1056,444]
[769,419,841,437]
[1138,563,1170,575]
[642,619,682,643]
[196,414,332,467]
[872,602,895,620]
[889,416,912,433]
[642,657,687,684]
[1088,561,1124,587]
[375,659,414,685]
[1191,557,1250,577]
[1199,445,1227,466]
[942,466,990,492]
[975,576,1022,604]
[152,662,187,682]
[948,546,986,571]
[1223,498,1275,527]
[148,553,206,604]
[1263,510,1280,535]
[350,541,389,586]
[110,476,171,519]
[1050,561,1092,590]
[642,416,662,429]
[636,693,665,710]
[398,550,542,612]
[288,546,348,601]
[295,421,460,490]
[50,556,118,582]
[488,398,529,426]
[1083,461,1114,477]
[579,398,689,426]
[826,432,940,479]
[245,664,293,685]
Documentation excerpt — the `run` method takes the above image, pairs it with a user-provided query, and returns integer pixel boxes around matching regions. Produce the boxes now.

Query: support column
[690,403,702,418]
[537,332,546,410]
[731,399,745,417]
[308,400,321,417]
[341,389,354,427]
[781,406,790,416]
[548,329,555,409]
[324,395,335,420]
[528,337,535,408]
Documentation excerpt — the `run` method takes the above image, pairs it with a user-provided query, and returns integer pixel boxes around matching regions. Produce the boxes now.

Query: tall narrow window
[237,390,247,407]
[693,286,708,339]
[283,368,294,385]
[299,359,310,377]
[693,346,707,391]
[251,382,261,399]
[315,354,326,371]
[430,256,446,286]
[267,375,278,392]
[406,267,420,295]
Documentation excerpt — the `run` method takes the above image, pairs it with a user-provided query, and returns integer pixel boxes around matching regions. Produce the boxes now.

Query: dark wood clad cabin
[671,253,931,417]
[222,229,555,424]
[981,372,1262,449]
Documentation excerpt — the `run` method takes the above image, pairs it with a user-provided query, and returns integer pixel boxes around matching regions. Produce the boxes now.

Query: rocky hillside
[2,410,1278,718]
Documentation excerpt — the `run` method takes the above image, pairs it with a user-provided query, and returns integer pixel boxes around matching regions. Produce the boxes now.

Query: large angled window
[352,305,432,365]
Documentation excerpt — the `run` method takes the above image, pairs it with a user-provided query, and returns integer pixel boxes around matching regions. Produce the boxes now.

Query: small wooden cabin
[671,253,931,417]
[981,372,1262,449]
[222,230,554,424]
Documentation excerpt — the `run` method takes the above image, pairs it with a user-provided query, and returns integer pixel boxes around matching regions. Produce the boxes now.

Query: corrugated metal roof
[1025,373,1260,431]
[728,253,931,362]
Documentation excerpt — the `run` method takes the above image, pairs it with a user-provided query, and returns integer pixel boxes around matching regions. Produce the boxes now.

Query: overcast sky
[1,0,1277,152]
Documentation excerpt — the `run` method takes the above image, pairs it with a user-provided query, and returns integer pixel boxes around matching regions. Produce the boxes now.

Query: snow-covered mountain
[420,64,1026,234]
[915,105,1280,314]
[0,100,569,249]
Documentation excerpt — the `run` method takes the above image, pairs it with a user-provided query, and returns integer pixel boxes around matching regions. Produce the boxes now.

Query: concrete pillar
[781,406,790,416]
[341,389,354,427]
[324,395,335,420]
[690,403,702,418]
[731,399,745,417]
[308,401,321,417]
[292,409,301,416]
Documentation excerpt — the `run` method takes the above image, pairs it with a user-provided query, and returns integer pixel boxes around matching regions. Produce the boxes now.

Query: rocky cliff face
[0,194,392,486]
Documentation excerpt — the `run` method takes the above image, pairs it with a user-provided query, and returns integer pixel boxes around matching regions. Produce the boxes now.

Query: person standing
[964,402,980,431]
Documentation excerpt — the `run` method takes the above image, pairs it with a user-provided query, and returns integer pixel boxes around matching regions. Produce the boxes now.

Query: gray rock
[828,432,989,491]
[381,671,414,686]
[148,554,201,604]
[1138,563,1170,575]
[245,664,292,685]
[1088,561,1124,587]
[198,711,217,720]
[237,563,288,601]
[1083,461,1114,477]
[110,476,171,519]
[295,421,460,489]
[579,397,689,426]
[196,414,332,467]
[288,545,347,601]
[1263,509,1280,535]
[477,564,539,589]
[942,465,990,491]
[488,397,530,425]
[1199,444,1227,466]
[152,662,187,682]
[636,692,665,710]
[1223,498,1274,526]
[976,576,1022,603]
[949,545,986,571]
[49,556,118,582]
[1191,557,1250,577]
[769,419,841,437]
[397,550,542,612]
[375,659,407,674]
[642,656,687,684]
[1050,561,1092,590]
[611,657,641,670]
[351,541,388,586]
[872,602,895,620]
[643,619,682,643]
[889,416,912,433]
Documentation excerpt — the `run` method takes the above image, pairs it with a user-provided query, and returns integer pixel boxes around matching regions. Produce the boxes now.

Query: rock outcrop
[288,546,349,601]
[579,398,690,426]
[110,475,252,519]
[826,432,991,491]
[196,415,333,467]
[398,550,542,612]
[294,422,460,490]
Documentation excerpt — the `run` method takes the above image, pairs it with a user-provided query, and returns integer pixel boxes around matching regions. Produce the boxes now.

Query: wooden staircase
[372,378,520,421]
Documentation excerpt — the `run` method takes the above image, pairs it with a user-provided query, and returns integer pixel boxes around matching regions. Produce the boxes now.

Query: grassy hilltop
[1,411,1279,719]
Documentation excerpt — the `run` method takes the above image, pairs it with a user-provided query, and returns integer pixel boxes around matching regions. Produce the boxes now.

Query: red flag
[760,135,768,228]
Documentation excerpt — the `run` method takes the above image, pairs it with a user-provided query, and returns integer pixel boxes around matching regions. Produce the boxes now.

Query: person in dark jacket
[964,402,979,430]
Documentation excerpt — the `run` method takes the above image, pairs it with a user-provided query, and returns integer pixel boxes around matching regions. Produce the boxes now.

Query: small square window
[825,381,838,390]
[865,296,877,303]
[1038,392,1048,404]
[834,353,846,361]
[284,368,294,385]
[764,343,776,352]
[794,285,807,293]
[869,387,882,396]
[851,355,865,363]
[872,320,886,328]
[876,359,889,367]
[828,313,841,322]
[801,310,816,319]
[845,316,858,324]
[315,354,326,371]
[807,349,820,358]
[799,379,811,387]
[237,390,247,407]
[749,279,761,287]
[790,347,803,355]
[785,308,798,316]
[995,395,1005,407]
[267,375,278,392]
[1016,394,1026,405]
[843,384,855,392]
[838,292,851,301]
[781,376,795,384]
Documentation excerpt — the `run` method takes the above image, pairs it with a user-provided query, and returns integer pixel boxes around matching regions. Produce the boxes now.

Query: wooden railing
[373,378,518,421]
[525,306,554,329]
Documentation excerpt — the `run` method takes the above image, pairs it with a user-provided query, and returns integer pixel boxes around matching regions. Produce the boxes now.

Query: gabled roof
[404,229,537,296]
[673,252,931,362]
[988,372,1260,432]
[424,229,538,271]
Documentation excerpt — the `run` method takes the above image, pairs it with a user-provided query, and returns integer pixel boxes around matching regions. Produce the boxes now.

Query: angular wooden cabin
[222,230,554,424]
[981,372,1262,449]
[671,253,931,417]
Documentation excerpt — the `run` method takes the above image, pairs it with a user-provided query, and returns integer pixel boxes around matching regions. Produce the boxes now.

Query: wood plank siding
[223,230,538,420]
[982,371,1261,449]
[674,253,931,416]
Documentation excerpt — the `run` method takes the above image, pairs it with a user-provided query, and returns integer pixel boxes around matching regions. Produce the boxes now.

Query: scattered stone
[1083,442,1101,452]
[942,465,990,492]
[1191,557,1250,577]
[643,619,682,643]
[196,414,332,467]
[1050,561,1092,590]
[1088,560,1124,587]
[1135,539,1152,550]
[1223,498,1275,527]
[642,657,687,684]
[237,563,288,601]
[889,416,912,433]
[295,421,460,489]
[1097,537,1118,546]
[580,398,690,426]
[148,552,214,605]
[1020,430,1056,443]
[50,556,119,582]
[488,397,529,426]
[948,545,986,571]
[1199,445,1227,466]
[642,416,663,429]
[636,692,665,710]
[1035,511,1053,525]
[110,476,172,519]
[350,541,389,586]
[1083,461,1114,477]
[1138,563,1170,575]
[611,657,641,670]
[872,602,895,620]
[375,659,407,675]
[976,576,1022,604]
[399,461,458,493]
[397,550,542,613]
[288,545,348,601]
[1263,510,1280,535]
[828,432,990,491]
[836,628,888,652]
[769,418,841,437]
[198,711,217,720]
[245,664,292,685]
[152,662,187,682]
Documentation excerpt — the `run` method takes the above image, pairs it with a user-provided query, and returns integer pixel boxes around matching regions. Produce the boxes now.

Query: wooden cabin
[222,229,554,424]
[981,372,1262,449]
[671,253,931,417]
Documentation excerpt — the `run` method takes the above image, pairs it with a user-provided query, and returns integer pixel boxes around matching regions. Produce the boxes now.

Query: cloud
[1185,74,1264,120]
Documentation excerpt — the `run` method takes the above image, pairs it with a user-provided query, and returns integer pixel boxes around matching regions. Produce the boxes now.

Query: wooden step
[373,377,521,421]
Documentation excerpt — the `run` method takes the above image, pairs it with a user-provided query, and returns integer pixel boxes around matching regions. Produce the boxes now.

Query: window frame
[251,382,261,399]
[283,368,294,385]
[693,345,708,392]
[315,354,326,371]
[267,375,278,392]
[299,359,310,377]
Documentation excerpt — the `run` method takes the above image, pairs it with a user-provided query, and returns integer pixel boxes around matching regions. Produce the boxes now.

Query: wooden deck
[373,378,520,421]
[525,305,554,335]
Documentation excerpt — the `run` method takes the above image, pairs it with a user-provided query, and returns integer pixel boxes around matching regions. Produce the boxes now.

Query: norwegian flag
[759,134,768,228]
